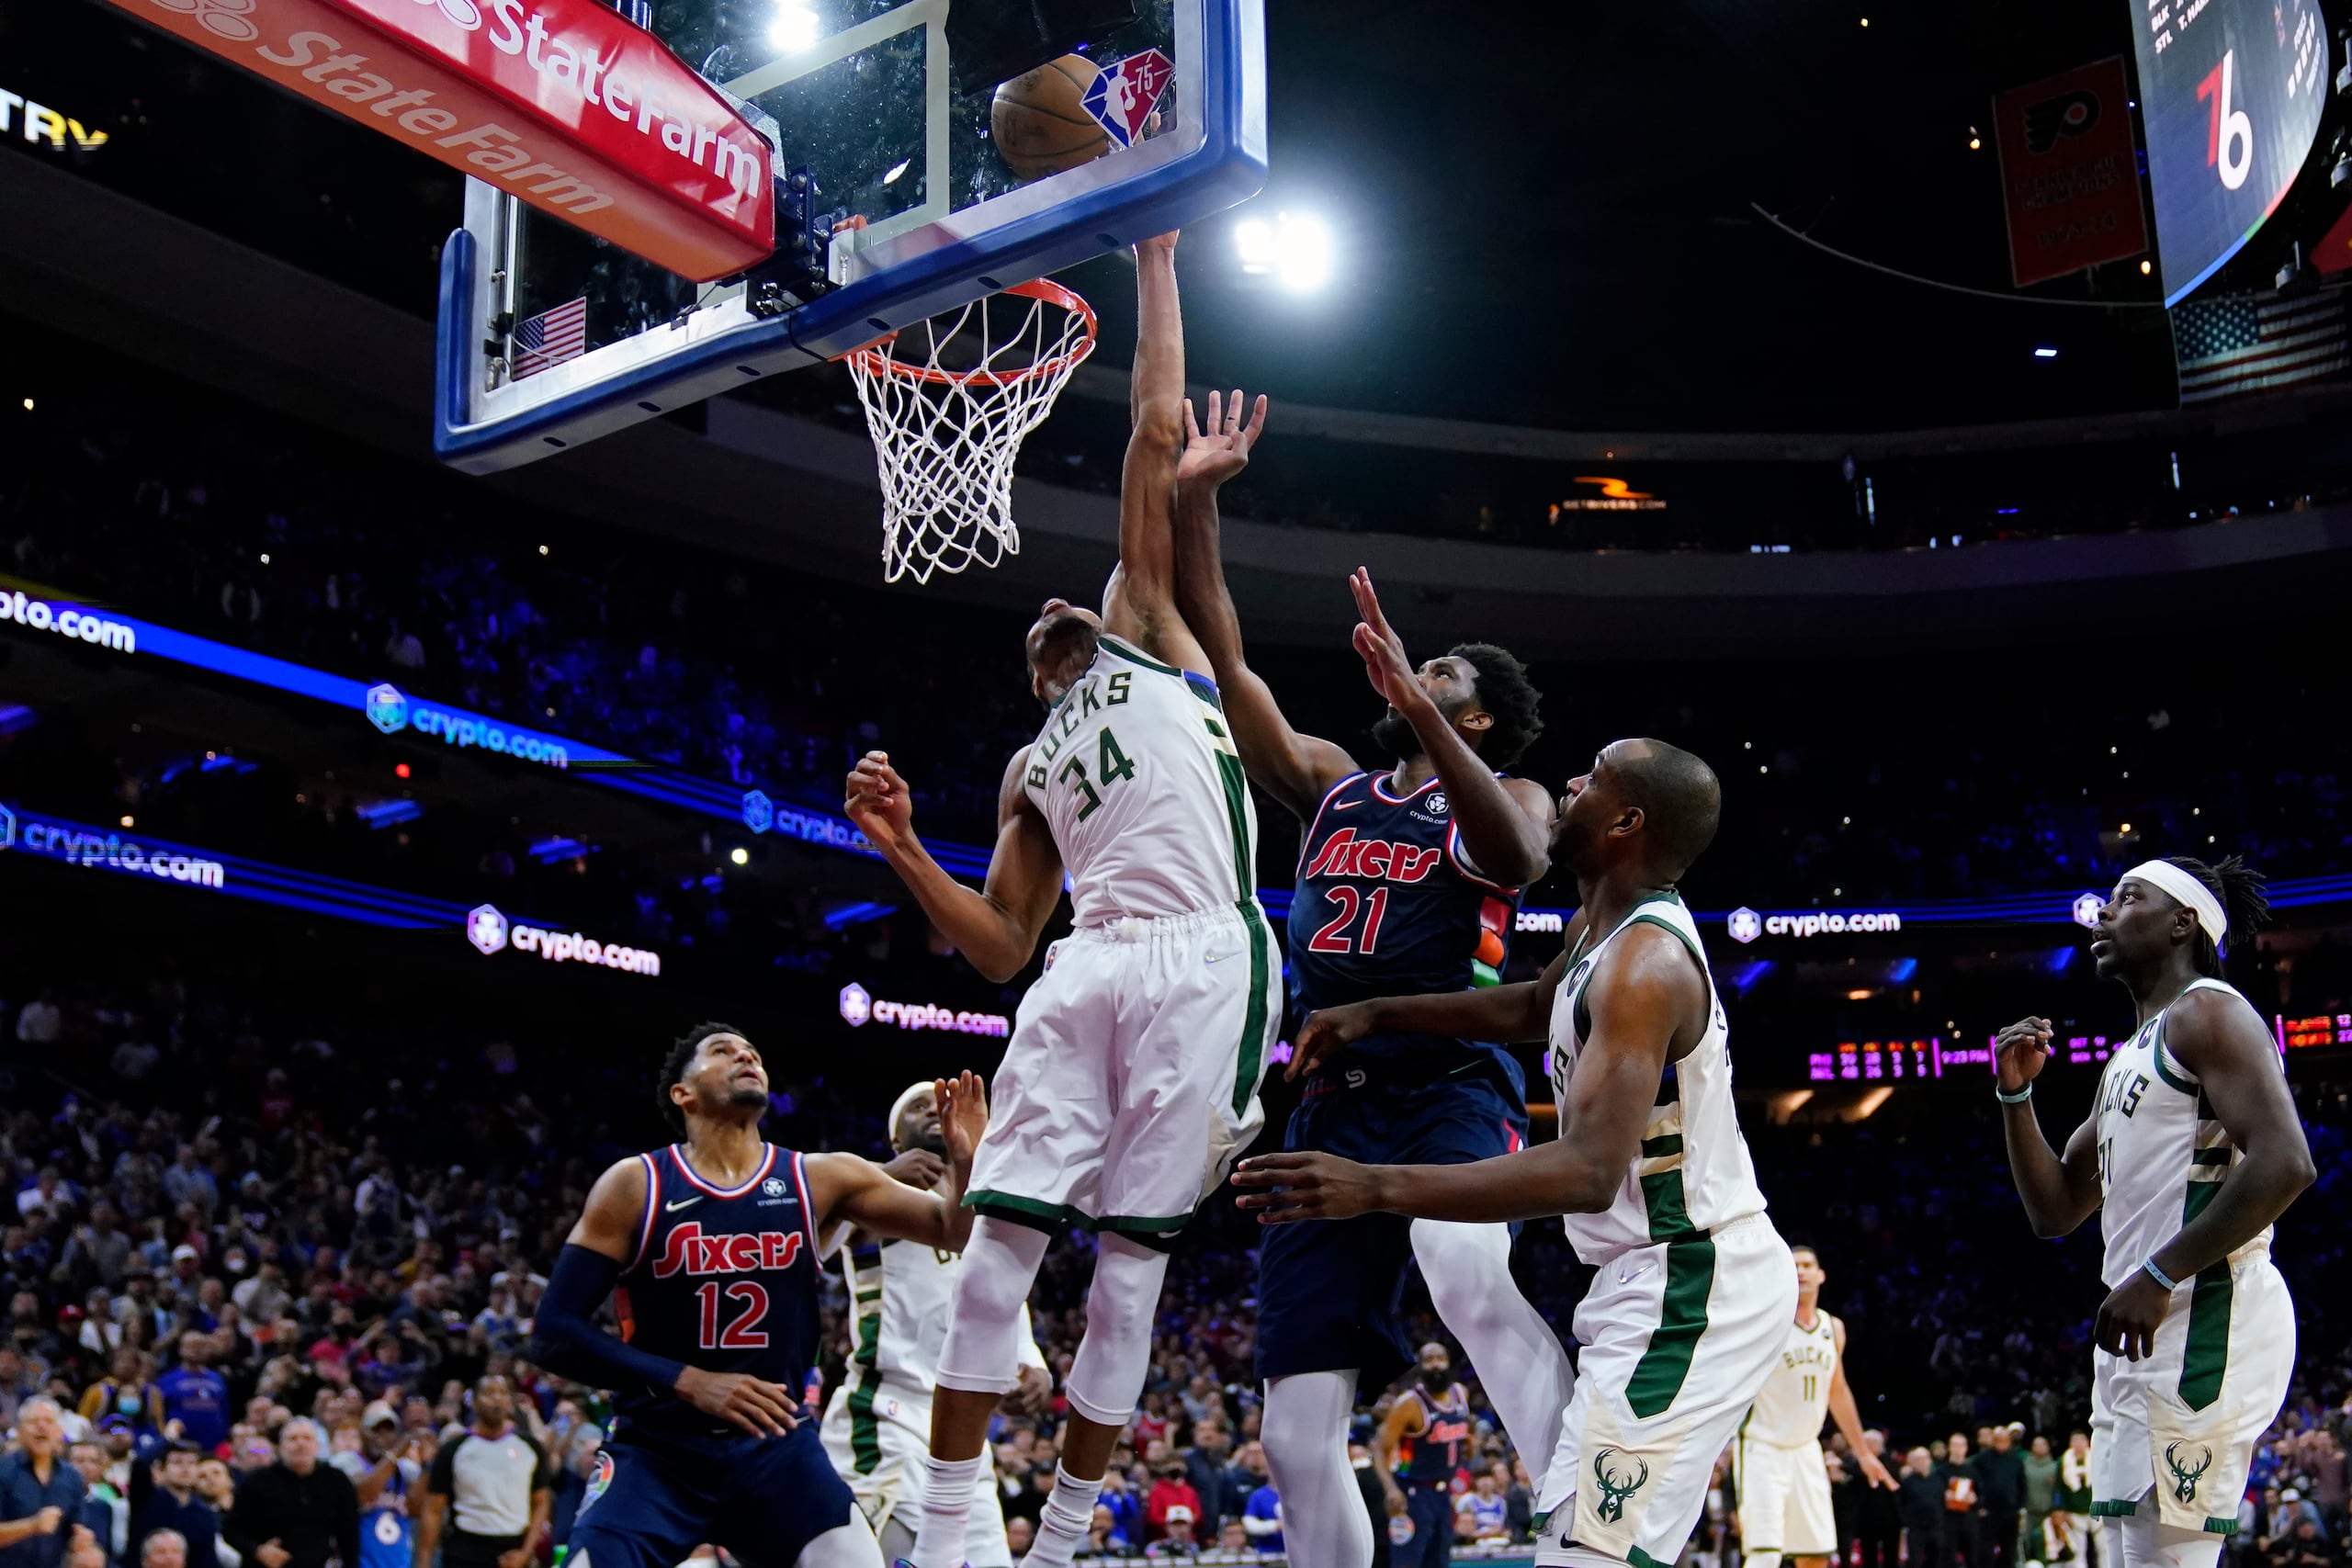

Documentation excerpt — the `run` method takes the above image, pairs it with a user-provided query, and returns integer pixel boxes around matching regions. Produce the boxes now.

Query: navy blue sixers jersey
[611,1144,822,1436]
[1288,772,1524,1072]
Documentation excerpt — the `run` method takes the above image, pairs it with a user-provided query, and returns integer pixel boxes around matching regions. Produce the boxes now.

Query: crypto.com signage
[102,0,774,279]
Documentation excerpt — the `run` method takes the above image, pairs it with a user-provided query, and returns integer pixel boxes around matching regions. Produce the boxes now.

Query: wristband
[1996,1083,2034,1104]
[2142,1257,2180,1292]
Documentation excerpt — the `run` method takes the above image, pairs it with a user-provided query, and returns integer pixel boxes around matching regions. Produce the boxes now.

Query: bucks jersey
[1289,771,1525,1077]
[1023,634,1255,927]
[1547,893,1768,1264]
[835,1229,1045,1401]
[1745,1312,1838,1447]
[2093,977,2276,1292]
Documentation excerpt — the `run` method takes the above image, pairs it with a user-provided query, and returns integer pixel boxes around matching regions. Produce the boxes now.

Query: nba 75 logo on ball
[1082,50,1173,149]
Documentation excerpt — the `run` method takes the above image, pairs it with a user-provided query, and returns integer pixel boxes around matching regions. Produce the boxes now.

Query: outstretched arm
[808,1072,987,1253]
[1347,570,1552,887]
[1283,949,1572,1079]
[1994,1017,2104,1238]
[1826,1320,1895,1489]
[1102,232,1209,675]
[1237,926,1699,1221]
[844,750,1065,984]
[1170,391,1357,819]
[2093,988,2315,1359]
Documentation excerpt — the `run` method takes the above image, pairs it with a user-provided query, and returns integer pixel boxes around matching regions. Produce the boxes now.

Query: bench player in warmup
[819,1081,1052,1567]
[527,1024,988,1568]
[1170,389,1576,1568]
[843,229,1281,1568]
[1996,856,2313,1568]
[1237,739,1800,1568]
[1733,1246,1894,1568]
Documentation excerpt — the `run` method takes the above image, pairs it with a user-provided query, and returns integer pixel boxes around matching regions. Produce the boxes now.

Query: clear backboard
[433,0,1263,472]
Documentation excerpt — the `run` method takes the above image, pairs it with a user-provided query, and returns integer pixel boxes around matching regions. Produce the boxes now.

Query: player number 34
[1055,728,1136,821]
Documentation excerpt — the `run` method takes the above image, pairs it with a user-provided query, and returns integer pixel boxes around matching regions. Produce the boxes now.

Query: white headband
[2122,861,2228,949]
[887,1081,935,1151]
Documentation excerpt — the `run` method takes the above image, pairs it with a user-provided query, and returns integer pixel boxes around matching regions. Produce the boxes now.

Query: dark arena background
[2,3,2351,1568]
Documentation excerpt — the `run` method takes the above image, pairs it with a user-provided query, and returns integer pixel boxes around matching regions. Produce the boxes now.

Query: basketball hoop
[844,278,1097,585]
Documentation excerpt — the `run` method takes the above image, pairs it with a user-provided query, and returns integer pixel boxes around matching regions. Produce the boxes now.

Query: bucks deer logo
[1592,1448,1649,1524]
[2164,1442,2212,1503]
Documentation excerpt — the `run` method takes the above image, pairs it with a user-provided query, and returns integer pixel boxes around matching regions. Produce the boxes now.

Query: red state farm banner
[1992,57,2149,288]
[108,0,774,281]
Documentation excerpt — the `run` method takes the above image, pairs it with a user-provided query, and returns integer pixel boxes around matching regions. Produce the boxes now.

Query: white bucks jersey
[1547,893,1769,1264]
[1746,1312,1838,1446]
[839,1231,1042,1396]
[2093,977,2275,1292]
[1023,634,1255,927]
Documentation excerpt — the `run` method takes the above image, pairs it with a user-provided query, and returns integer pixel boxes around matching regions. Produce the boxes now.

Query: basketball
[991,54,1112,182]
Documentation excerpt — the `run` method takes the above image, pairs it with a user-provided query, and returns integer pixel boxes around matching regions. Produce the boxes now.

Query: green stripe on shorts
[1625,1236,1716,1419]
[1234,900,1270,1117]
[2177,1179,2232,1410]
[848,1310,881,1472]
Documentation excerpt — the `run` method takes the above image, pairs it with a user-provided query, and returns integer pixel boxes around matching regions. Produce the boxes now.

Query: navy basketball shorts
[567,1421,855,1568]
[1254,1064,1526,1391]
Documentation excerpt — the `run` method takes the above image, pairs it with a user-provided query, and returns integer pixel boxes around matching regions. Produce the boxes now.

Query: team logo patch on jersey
[1301,829,1442,884]
[650,1222,806,1279]
[1591,1448,1650,1523]
[577,1450,615,1519]
[2165,1442,2212,1502]
[763,1178,787,1198]
[1425,793,1447,814]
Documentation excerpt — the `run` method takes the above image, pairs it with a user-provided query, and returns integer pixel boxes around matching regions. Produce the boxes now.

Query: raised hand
[1348,568,1422,714]
[844,750,915,856]
[1177,388,1269,491]
[938,1071,990,1167]
[1995,1016,2055,1095]
[1288,1003,1375,1081]
[880,1148,947,1190]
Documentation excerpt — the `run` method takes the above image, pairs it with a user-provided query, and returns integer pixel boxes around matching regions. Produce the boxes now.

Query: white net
[844,279,1098,584]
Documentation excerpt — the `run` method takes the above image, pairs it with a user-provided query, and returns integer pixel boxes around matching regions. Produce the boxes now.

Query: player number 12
[695,1280,770,1349]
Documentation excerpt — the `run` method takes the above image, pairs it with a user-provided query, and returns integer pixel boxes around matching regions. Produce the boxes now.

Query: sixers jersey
[1399,1382,1473,1489]
[611,1144,823,1437]
[1288,772,1523,1072]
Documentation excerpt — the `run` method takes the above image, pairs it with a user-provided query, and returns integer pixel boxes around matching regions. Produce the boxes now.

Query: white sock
[912,1453,986,1568]
[1022,1465,1104,1568]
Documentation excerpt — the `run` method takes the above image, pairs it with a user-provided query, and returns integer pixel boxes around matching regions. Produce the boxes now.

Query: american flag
[2173,289,2349,405]
[511,297,589,381]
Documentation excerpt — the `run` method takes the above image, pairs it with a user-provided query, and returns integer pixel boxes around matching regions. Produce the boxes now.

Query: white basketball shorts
[1734,1436,1837,1559]
[817,1382,1012,1567]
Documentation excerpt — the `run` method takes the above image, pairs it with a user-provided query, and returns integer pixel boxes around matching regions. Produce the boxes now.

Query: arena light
[730,846,750,865]
[2033,346,2059,358]
[1235,211,1333,291]
[768,2,820,52]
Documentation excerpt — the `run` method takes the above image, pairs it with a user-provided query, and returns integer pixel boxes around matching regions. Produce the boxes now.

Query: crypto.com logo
[742,790,775,834]
[839,983,872,1027]
[467,903,511,955]
[365,683,412,736]
[2073,893,2105,930]
[1727,908,1763,944]
[0,803,16,852]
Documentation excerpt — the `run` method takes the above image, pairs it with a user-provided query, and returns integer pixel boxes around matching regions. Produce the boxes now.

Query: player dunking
[843,230,1280,1568]
[1733,1246,1895,1568]
[526,1023,989,1568]
[818,1082,1052,1568]
[1170,390,1575,1568]
[1996,856,2314,1568]
[1236,739,1798,1568]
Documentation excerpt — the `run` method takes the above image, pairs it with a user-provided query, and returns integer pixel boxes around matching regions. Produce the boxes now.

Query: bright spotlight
[730,847,750,866]
[1235,211,1333,291]
[768,3,819,51]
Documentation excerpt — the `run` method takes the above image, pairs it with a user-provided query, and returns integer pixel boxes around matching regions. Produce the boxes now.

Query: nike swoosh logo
[1204,951,1243,965]
[1616,1258,1656,1285]
[664,1196,703,1213]
[1332,799,1364,810]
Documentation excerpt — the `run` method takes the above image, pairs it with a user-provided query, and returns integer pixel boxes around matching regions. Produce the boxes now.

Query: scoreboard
[1805,1033,2116,1085]
[2278,1012,2352,1050]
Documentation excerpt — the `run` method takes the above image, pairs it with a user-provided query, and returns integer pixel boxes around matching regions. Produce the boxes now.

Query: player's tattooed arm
[1170,389,1357,818]
[1239,930,1697,1223]
[1994,1017,2104,1241]
[2095,987,2314,1360]
[1286,948,1571,1080]
[808,1073,989,1253]
[1347,569,1551,886]
[1102,231,1214,678]
[845,750,1065,984]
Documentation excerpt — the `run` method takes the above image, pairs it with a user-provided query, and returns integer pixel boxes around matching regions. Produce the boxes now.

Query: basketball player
[1996,856,2314,1568]
[1734,1246,1895,1568]
[818,1082,1051,1567]
[1169,389,1576,1568]
[1372,1344,1476,1568]
[842,229,1280,1568]
[526,1023,989,1568]
[1234,739,1800,1568]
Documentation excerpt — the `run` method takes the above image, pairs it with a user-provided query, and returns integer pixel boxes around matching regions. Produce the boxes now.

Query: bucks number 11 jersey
[1746,1312,1838,1447]
[1022,634,1257,927]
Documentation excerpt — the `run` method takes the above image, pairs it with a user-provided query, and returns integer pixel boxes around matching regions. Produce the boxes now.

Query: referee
[413,1379,549,1568]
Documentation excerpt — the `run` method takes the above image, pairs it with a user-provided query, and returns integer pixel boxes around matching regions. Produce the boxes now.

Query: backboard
[433,0,1263,473]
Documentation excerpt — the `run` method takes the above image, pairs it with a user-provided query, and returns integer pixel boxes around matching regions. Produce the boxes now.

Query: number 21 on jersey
[1307,886,1389,953]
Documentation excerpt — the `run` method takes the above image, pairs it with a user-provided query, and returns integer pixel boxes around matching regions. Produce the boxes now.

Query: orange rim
[842,278,1099,388]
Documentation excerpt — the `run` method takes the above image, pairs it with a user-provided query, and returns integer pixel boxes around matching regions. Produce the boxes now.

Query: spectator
[1143,1506,1197,1562]
[1453,1471,1505,1542]
[1348,1443,1390,1568]
[1182,1423,1237,1530]
[326,1406,421,1568]
[2021,1433,2059,1556]
[1097,1467,1144,1551]
[1854,1433,1905,1568]
[1977,1427,2025,1568]
[413,1376,548,1568]
[1221,1441,1269,1536]
[13,995,62,1048]
[64,1445,121,1568]
[155,1341,228,1457]
[1241,1477,1280,1555]
[2058,1431,2097,1568]
[1,1400,88,1568]
[1940,1432,1983,1568]
[2267,1519,2338,1568]
[1216,1522,1248,1554]
[220,1419,356,1568]
[135,1536,183,1568]
[1145,1461,1203,1544]
[76,1355,161,1442]
[1005,1519,1034,1561]
[1501,1459,1534,1546]
[1898,1446,1948,1568]
[127,1449,217,1568]
[1078,1503,1130,1558]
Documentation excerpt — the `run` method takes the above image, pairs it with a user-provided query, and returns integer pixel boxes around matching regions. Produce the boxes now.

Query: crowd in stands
[0,958,2346,1568]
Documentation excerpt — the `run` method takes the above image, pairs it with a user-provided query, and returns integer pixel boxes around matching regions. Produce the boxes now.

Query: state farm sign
[111,0,774,280]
